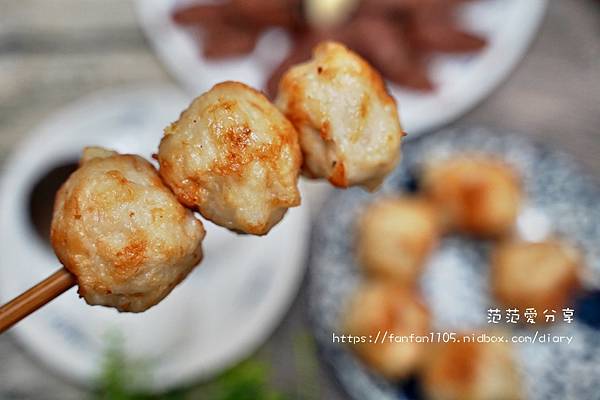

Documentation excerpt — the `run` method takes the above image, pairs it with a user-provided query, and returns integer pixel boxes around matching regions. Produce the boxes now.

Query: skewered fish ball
[421,338,523,400]
[50,147,205,312]
[422,155,521,237]
[158,81,302,235]
[491,240,582,323]
[276,41,403,190]
[356,197,439,285]
[344,281,431,379]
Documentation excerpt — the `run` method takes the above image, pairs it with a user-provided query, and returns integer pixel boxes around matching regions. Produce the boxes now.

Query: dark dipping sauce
[28,161,78,246]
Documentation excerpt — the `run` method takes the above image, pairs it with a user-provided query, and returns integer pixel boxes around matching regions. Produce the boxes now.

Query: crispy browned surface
[356,197,439,285]
[422,155,522,237]
[491,240,582,323]
[50,147,205,312]
[158,81,302,235]
[421,337,523,400]
[344,281,431,379]
[276,41,403,190]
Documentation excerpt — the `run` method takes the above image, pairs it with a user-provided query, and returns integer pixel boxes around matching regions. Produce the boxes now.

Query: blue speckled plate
[307,126,600,400]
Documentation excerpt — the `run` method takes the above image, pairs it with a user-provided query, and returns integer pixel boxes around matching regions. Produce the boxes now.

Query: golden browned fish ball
[276,41,404,190]
[50,147,205,312]
[356,197,439,285]
[343,281,431,379]
[421,338,523,400]
[491,240,582,323]
[422,155,521,237]
[158,81,302,235]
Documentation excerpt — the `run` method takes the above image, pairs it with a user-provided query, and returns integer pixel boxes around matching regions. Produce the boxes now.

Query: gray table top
[0,0,599,399]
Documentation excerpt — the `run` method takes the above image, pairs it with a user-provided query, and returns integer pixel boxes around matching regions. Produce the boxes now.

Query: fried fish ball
[356,197,439,285]
[422,155,521,237]
[421,338,523,400]
[344,281,430,379]
[158,81,302,235]
[50,147,205,312]
[491,240,582,323]
[276,41,403,190]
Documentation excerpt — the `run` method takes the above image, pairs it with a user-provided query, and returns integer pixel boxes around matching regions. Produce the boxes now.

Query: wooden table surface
[0,1,599,398]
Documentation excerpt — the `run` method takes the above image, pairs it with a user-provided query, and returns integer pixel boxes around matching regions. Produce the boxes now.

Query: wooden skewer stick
[0,268,76,334]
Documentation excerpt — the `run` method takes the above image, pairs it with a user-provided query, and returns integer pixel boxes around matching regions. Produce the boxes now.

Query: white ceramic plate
[136,0,546,136]
[0,86,310,391]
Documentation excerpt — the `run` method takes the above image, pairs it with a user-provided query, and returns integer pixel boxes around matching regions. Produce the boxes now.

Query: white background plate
[0,86,310,391]
[136,0,547,136]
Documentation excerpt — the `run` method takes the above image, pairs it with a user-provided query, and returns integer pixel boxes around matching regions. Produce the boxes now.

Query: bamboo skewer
[0,268,76,334]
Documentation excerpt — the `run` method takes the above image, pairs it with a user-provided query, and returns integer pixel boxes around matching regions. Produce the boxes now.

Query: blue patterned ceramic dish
[308,126,600,400]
